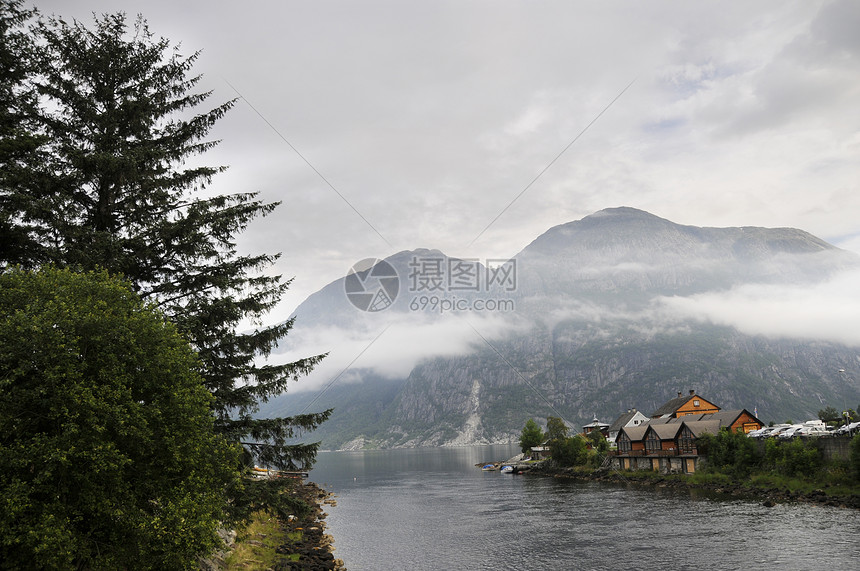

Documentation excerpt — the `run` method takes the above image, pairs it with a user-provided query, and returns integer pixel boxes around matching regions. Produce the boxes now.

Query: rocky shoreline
[525,463,860,510]
[274,481,346,571]
[199,480,345,571]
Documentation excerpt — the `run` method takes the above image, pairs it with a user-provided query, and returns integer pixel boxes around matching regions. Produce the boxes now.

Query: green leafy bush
[698,428,761,477]
[551,436,588,467]
[0,268,242,569]
[763,437,822,478]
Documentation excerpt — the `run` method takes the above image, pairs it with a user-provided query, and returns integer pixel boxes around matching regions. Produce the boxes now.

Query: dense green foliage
[817,406,840,424]
[697,428,860,486]
[0,267,242,569]
[0,0,43,264]
[551,436,588,467]
[0,4,330,519]
[697,428,761,478]
[534,417,588,468]
[544,416,569,443]
[763,438,822,478]
[586,428,609,463]
[0,3,334,565]
[518,418,544,454]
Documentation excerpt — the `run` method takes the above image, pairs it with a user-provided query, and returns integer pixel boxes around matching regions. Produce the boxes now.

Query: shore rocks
[274,482,346,571]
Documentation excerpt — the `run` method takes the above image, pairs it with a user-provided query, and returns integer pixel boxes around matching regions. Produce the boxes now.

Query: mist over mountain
[260,207,860,449]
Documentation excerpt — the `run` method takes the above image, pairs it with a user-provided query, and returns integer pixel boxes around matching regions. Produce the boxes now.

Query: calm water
[308,445,859,571]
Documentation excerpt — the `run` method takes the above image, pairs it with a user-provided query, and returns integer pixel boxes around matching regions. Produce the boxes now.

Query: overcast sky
[36,0,860,320]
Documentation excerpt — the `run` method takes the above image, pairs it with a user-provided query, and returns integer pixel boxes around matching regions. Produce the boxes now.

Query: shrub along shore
[526,462,860,510]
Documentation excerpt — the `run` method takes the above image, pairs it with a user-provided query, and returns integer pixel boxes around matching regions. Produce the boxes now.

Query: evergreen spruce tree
[2,10,330,518]
[0,0,44,264]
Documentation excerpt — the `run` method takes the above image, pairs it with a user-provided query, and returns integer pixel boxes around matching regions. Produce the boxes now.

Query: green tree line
[1,1,329,567]
[697,428,860,482]
[519,416,609,469]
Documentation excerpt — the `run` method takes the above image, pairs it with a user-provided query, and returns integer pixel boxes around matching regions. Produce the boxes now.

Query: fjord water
[309,445,859,570]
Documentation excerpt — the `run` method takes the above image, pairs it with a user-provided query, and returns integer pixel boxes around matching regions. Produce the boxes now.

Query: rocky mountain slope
[260,208,860,449]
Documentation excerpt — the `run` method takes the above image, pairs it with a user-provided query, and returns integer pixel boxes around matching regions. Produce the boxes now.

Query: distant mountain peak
[267,207,860,450]
[585,206,664,219]
[385,248,446,261]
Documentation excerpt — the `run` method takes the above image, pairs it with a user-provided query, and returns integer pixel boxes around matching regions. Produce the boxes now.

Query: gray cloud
[274,311,525,393]
[35,0,860,322]
[657,268,860,346]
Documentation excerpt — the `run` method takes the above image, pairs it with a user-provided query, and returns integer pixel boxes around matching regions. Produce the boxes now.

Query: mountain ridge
[262,207,860,449]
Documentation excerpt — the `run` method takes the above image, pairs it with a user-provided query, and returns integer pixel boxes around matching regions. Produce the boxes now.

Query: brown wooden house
[678,409,763,434]
[612,390,765,474]
[615,424,648,455]
[643,423,684,455]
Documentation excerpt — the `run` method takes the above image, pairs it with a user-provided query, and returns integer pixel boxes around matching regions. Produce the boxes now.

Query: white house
[607,408,649,444]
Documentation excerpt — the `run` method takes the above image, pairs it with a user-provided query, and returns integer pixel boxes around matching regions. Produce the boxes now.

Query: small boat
[500,465,514,474]
[481,464,496,471]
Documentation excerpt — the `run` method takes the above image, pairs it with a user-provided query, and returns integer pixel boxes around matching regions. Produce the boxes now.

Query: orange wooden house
[650,389,720,419]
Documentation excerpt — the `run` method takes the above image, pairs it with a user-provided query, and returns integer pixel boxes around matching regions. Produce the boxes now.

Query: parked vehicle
[834,422,860,436]
[747,427,768,438]
[749,426,780,438]
[801,419,827,432]
[777,425,805,439]
[751,424,791,438]
[796,426,829,437]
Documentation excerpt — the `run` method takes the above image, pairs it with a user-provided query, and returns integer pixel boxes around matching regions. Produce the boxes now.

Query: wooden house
[613,417,723,474]
[615,424,649,455]
[611,392,764,474]
[677,409,763,434]
[643,423,683,455]
[529,446,551,461]
[650,389,720,419]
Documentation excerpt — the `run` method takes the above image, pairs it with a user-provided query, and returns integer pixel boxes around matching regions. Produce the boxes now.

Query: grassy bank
[217,481,344,570]
[225,510,292,570]
[535,460,860,508]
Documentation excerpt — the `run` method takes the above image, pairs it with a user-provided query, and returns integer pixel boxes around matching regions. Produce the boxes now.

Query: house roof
[651,392,721,417]
[645,423,684,440]
[618,424,650,442]
[671,409,764,428]
[708,408,763,427]
[608,410,643,433]
[682,419,721,437]
[650,394,695,417]
[582,418,610,430]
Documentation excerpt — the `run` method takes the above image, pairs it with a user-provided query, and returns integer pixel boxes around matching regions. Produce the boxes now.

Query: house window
[645,432,660,453]
[617,433,632,453]
[693,400,700,407]
[678,427,695,454]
